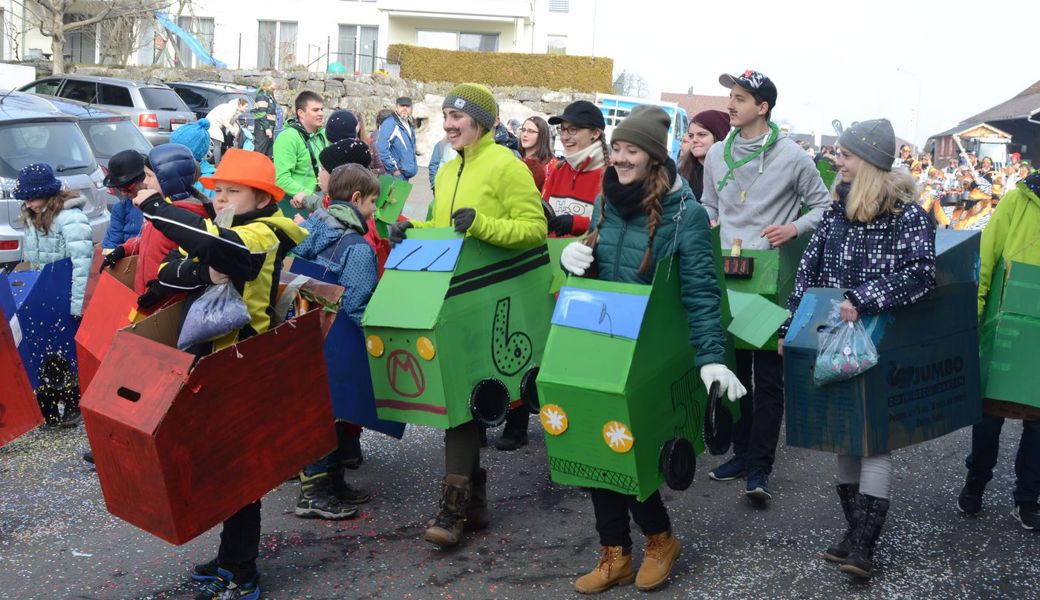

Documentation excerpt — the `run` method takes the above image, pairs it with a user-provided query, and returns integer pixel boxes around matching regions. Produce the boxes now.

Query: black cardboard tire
[470,378,510,427]
[660,437,696,491]
[703,381,733,456]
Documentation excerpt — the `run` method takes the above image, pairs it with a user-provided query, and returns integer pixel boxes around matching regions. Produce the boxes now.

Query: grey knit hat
[838,119,896,171]
[442,83,498,132]
[611,105,671,164]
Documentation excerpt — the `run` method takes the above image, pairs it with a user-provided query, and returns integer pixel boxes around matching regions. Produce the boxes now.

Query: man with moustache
[699,70,831,504]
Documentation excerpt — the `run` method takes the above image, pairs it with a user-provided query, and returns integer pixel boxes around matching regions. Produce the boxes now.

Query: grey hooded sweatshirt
[700,131,831,250]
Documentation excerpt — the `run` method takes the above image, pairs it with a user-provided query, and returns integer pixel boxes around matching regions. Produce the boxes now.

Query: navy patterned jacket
[780,199,936,336]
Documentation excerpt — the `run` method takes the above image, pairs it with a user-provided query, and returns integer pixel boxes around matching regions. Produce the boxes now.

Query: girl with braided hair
[560,105,745,594]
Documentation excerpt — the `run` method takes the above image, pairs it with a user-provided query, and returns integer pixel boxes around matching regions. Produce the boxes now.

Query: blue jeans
[965,415,1040,504]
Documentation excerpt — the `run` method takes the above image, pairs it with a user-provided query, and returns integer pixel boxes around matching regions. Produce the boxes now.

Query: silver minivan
[18,75,196,145]
[0,91,110,266]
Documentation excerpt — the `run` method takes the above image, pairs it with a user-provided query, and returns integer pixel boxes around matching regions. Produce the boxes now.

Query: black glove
[137,280,167,309]
[388,220,413,245]
[548,214,574,237]
[99,246,126,273]
[451,208,476,233]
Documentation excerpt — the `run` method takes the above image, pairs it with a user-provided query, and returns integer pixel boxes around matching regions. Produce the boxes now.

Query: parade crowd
[7,67,1039,600]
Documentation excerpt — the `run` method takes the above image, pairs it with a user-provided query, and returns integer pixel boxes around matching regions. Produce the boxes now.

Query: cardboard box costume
[362,228,555,429]
[4,258,80,389]
[75,253,141,394]
[783,230,982,456]
[980,260,1040,419]
[537,258,742,502]
[0,273,42,447]
[80,292,336,545]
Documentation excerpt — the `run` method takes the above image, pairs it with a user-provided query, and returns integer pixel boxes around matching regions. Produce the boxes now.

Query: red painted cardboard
[0,277,41,447]
[75,255,139,394]
[81,300,336,545]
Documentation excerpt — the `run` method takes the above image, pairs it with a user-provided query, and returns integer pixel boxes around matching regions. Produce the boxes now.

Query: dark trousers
[502,405,529,437]
[590,488,670,548]
[216,500,261,580]
[445,419,482,476]
[253,129,273,158]
[732,349,785,474]
[966,415,1040,504]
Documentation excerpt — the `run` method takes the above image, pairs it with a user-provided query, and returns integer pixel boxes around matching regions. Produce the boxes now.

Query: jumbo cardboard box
[783,230,982,456]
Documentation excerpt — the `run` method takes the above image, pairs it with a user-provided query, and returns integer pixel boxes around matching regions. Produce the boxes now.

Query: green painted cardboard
[374,175,411,238]
[726,290,791,349]
[980,260,1040,409]
[722,234,808,350]
[362,228,556,429]
[538,256,739,501]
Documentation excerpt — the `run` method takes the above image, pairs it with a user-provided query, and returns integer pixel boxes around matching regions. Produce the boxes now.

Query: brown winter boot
[635,531,681,591]
[465,467,489,531]
[574,545,634,594]
[423,474,471,548]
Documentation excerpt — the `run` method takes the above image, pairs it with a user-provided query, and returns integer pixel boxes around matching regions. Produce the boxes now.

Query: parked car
[40,96,151,209]
[0,90,110,266]
[166,80,255,120]
[18,75,195,145]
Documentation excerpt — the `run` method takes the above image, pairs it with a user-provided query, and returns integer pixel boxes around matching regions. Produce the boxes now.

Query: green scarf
[716,121,781,192]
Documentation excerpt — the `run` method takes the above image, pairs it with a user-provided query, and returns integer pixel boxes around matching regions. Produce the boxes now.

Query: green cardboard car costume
[364,83,548,551]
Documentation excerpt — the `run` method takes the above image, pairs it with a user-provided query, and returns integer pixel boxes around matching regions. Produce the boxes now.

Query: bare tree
[13,0,182,74]
[613,70,650,98]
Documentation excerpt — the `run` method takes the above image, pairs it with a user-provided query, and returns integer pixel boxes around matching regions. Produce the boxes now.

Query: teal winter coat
[588,175,726,367]
[23,195,94,316]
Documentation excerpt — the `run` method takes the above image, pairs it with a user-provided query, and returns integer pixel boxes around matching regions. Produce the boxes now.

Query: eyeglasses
[556,125,585,137]
[519,127,540,136]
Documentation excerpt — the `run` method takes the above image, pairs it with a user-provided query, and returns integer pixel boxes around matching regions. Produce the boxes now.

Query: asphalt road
[0,417,1035,600]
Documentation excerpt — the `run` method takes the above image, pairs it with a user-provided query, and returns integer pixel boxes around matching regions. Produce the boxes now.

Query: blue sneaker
[190,558,220,582]
[745,470,772,501]
[194,567,260,600]
[708,456,746,481]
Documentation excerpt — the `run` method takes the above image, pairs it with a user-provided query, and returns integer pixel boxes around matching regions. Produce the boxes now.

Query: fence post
[237,33,242,69]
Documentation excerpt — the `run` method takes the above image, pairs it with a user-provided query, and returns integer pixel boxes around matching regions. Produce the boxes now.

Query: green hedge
[387,44,613,93]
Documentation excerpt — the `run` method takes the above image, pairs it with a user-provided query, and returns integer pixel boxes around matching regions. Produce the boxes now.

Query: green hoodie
[273,119,328,198]
[978,180,1040,319]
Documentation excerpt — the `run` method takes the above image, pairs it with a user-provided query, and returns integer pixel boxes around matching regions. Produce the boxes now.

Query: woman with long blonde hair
[779,119,936,581]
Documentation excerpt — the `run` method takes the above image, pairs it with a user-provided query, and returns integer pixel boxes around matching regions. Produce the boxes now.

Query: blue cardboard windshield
[385,238,464,272]
[552,287,649,340]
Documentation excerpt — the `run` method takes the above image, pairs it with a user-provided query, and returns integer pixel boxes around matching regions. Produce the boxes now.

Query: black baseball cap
[548,100,605,130]
[719,70,778,110]
[396,96,413,106]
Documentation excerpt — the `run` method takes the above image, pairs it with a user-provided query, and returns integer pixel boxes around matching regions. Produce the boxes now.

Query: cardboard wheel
[470,378,509,427]
[703,381,733,456]
[660,437,696,491]
[520,367,540,414]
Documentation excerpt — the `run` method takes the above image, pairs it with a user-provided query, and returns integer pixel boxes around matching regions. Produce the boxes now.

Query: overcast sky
[592,0,1037,146]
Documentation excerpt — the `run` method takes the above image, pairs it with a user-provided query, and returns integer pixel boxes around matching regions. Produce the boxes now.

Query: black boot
[60,385,82,428]
[495,408,529,451]
[330,463,371,505]
[295,471,359,520]
[823,483,859,562]
[36,385,62,427]
[465,467,489,531]
[336,421,363,469]
[840,494,890,579]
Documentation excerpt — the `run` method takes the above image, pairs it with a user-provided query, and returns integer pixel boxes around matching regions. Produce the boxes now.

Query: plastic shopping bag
[176,283,251,350]
[814,300,879,386]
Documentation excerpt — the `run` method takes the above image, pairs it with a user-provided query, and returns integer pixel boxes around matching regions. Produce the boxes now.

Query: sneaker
[295,477,359,520]
[708,456,746,481]
[957,481,985,516]
[745,470,772,501]
[1012,502,1040,531]
[195,567,260,600]
[332,482,372,505]
[495,432,528,451]
[190,558,221,582]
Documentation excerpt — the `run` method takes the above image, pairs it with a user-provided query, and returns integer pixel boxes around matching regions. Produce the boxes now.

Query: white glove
[700,363,747,402]
[561,241,594,276]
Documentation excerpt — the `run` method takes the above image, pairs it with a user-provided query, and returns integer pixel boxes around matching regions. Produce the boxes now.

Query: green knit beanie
[611,105,672,164]
[443,83,498,131]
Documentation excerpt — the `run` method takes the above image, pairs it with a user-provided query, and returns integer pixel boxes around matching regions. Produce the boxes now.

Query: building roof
[659,92,728,117]
[961,80,1040,124]
[930,121,1013,141]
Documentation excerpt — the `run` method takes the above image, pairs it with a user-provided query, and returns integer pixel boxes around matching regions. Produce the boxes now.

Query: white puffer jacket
[22,195,94,316]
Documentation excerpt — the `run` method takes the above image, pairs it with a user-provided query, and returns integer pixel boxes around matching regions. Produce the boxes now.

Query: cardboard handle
[116,387,141,402]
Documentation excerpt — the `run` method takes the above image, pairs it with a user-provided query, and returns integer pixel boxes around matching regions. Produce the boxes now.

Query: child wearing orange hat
[132,148,308,600]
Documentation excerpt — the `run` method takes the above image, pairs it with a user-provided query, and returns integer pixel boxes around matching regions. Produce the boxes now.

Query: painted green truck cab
[362,228,555,429]
[536,258,739,501]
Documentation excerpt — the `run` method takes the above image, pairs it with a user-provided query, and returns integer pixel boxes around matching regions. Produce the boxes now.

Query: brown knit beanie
[611,105,671,164]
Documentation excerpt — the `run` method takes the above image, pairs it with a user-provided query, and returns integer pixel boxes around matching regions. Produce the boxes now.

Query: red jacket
[541,156,605,236]
[120,199,212,295]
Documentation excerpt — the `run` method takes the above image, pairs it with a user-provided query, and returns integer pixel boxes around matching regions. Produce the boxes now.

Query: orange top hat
[199,148,285,200]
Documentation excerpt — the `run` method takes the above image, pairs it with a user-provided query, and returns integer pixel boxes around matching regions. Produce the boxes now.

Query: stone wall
[73,66,595,165]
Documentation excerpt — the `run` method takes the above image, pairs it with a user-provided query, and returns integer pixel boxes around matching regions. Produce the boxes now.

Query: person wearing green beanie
[559,105,746,593]
[389,82,546,549]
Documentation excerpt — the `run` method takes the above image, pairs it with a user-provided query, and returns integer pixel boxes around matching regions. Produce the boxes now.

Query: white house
[2,0,600,72]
